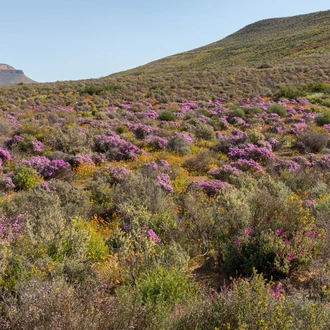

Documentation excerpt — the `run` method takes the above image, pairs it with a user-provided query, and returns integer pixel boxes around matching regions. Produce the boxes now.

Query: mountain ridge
[110,9,330,77]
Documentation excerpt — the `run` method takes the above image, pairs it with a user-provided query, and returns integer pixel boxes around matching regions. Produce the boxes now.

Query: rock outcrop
[0,64,36,86]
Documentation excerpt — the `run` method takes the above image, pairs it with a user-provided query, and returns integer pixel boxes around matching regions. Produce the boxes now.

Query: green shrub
[194,124,216,141]
[167,135,192,155]
[244,106,263,116]
[227,106,245,119]
[158,110,176,121]
[79,84,121,95]
[278,85,305,99]
[296,131,329,153]
[306,82,330,93]
[136,267,196,307]
[197,109,211,117]
[13,166,41,190]
[224,195,323,278]
[315,112,330,126]
[321,98,330,108]
[183,150,215,174]
[267,104,287,117]
[116,124,128,134]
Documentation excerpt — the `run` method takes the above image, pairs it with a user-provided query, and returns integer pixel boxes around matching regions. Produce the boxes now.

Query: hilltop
[0,63,36,86]
[112,9,330,76]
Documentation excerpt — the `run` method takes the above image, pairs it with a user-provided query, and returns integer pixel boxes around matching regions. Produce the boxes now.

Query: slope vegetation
[114,10,330,76]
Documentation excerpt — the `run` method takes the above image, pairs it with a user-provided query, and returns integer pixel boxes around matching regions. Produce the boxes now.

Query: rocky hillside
[0,63,36,86]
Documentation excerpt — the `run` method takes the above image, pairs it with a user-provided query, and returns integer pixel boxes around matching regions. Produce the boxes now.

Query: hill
[0,63,36,86]
[113,9,330,76]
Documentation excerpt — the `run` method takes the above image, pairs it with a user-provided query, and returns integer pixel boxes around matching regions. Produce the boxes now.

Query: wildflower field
[0,72,330,329]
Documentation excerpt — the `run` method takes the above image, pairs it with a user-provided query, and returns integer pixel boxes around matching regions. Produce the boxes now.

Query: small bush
[296,131,329,153]
[244,106,263,116]
[79,84,121,95]
[278,85,305,99]
[13,165,41,190]
[267,104,287,117]
[183,150,215,174]
[158,110,176,121]
[315,112,330,126]
[167,134,192,155]
[194,124,216,141]
[227,106,245,120]
[136,267,196,307]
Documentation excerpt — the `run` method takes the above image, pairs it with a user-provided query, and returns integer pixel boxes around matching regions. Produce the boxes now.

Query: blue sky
[2,0,329,82]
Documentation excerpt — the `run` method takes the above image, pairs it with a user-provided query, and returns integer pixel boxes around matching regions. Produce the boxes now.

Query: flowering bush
[0,214,25,241]
[224,197,324,278]
[0,148,12,162]
[94,134,145,160]
[31,140,43,153]
[145,135,168,150]
[189,180,227,196]
[0,174,15,191]
[230,159,265,174]
[18,156,71,178]
[228,143,275,161]
[208,165,241,181]
[156,173,173,193]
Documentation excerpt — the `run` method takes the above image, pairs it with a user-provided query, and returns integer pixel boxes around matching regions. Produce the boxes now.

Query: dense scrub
[1,70,330,328]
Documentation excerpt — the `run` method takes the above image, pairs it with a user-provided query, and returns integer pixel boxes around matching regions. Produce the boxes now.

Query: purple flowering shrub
[208,165,241,181]
[214,129,247,153]
[145,135,168,150]
[155,173,173,193]
[188,180,227,196]
[94,134,145,160]
[230,159,265,174]
[18,156,71,179]
[130,124,154,139]
[0,214,25,242]
[167,132,193,155]
[140,160,173,192]
[0,148,12,162]
[0,174,15,191]
[273,159,301,172]
[31,140,44,153]
[108,166,131,184]
[224,196,324,278]
[228,143,275,162]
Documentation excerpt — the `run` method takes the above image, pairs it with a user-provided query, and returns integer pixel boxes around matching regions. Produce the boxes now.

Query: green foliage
[197,108,211,117]
[315,111,330,126]
[194,124,216,141]
[306,82,330,93]
[267,104,288,117]
[13,165,40,190]
[244,106,263,116]
[278,85,306,99]
[135,267,196,307]
[79,84,121,95]
[227,106,245,120]
[296,130,329,153]
[167,135,191,155]
[158,110,176,121]
[224,194,324,278]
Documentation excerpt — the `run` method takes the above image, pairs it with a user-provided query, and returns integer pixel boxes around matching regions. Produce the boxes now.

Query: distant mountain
[112,10,330,76]
[0,64,36,86]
